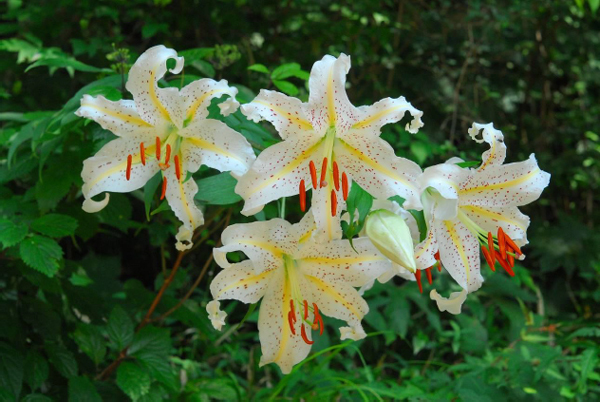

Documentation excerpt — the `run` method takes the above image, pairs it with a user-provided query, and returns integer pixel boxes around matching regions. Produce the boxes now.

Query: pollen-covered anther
[312,302,324,336]
[332,161,340,191]
[487,231,495,265]
[481,245,496,272]
[331,190,337,216]
[425,267,433,285]
[165,144,172,165]
[498,227,507,260]
[126,154,132,181]
[140,143,146,165]
[341,172,348,201]
[155,136,161,160]
[504,235,522,257]
[303,300,309,320]
[309,161,318,189]
[160,176,167,200]
[434,251,442,272]
[415,269,423,293]
[287,311,296,335]
[494,250,515,277]
[174,155,181,181]
[300,324,314,345]
[299,180,306,212]
[320,157,328,186]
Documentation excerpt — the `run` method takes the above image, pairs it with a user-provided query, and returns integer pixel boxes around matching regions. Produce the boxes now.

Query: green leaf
[24,351,48,391]
[247,64,270,74]
[69,268,94,287]
[68,376,102,402]
[0,219,28,248]
[106,306,134,351]
[0,342,24,400]
[577,348,598,393]
[589,0,600,14]
[456,161,480,168]
[25,57,112,74]
[72,324,106,365]
[144,172,162,221]
[179,47,214,62]
[19,235,63,277]
[272,80,299,96]
[129,326,170,358]
[116,362,150,401]
[31,214,78,238]
[46,343,78,378]
[270,63,301,80]
[137,354,178,392]
[409,141,429,164]
[195,173,242,205]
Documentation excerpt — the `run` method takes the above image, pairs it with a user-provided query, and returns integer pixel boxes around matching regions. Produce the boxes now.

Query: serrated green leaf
[68,376,102,402]
[24,351,48,391]
[46,343,78,378]
[195,173,242,205]
[19,235,63,277]
[31,213,78,238]
[272,80,299,96]
[106,306,134,351]
[137,354,178,392]
[247,63,270,74]
[129,326,170,357]
[270,63,301,80]
[116,362,150,401]
[72,324,106,365]
[0,342,24,400]
[0,219,28,248]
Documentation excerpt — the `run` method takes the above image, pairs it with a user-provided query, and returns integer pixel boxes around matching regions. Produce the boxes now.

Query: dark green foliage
[1,0,599,400]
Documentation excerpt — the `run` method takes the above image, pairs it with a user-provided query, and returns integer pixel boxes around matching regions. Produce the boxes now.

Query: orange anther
[342,172,349,200]
[126,154,132,181]
[300,324,314,345]
[309,161,317,189]
[331,190,337,216]
[320,157,328,185]
[288,311,296,335]
[299,180,306,212]
[332,161,340,191]
[434,251,440,261]
[481,245,496,272]
[425,267,433,285]
[174,155,181,181]
[504,235,522,256]
[303,300,308,320]
[140,143,146,165]
[415,270,423,293]
[494,250,514,277]
[313,303,324,335]
[317,314,324,336]
[498,227,507,261]
[155,136,161,160]
[487,231,495,264]
[165,144,171,165]
[290,300,296,322]
[160,176,167,200]
[508,253,515,268]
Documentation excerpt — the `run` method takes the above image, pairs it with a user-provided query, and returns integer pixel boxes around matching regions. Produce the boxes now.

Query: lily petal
[335,137,422,210]
[430,289,468,315]
[310,183,344,242]
[180,119,255,177]
[181,78,239,123]
[459,154,551,208]
[75,95,155,138]
[125,45,184,128]
[435,218,483,292]
[81,137,159,211]
[240,89,314,139]
[304,54,358,135]
[210,260,274,303]
[206,300,227,331]
[468,122,507,171]
[460,205,531,246]
[339,324,367,341]
[349,95,423,135]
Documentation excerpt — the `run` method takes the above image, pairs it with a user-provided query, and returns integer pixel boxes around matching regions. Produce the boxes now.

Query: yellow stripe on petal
[414,232,434,259]
[352,104,407,129]
[177,175,196,227]
[327,67,336,125]
[302,255,384,265]
[478,139,496,171]
[460,205,527,232]
[459,168,540,195]
[215,269,275,298]
[305,275,362,318]
[149,69,172,122]
[253,100,313,130]
[88,153,145,189]
[186,137,245,163]
[81,102,153,127]
[443,220,470,284]
[186,89,227,122]
[237,240,286,258]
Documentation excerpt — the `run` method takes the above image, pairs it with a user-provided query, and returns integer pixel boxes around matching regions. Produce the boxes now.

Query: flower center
[299,127,349,216]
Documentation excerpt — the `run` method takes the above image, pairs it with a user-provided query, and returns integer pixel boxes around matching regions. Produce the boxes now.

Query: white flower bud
[365,209,417,273]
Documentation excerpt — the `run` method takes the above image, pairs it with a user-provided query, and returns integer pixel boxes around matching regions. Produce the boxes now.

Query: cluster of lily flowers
[76,45,550,374]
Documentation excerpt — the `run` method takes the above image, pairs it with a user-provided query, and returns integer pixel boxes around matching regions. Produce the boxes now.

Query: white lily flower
[208,211,391,374]
[76,45,255,250]
[414,122,550,307]
[237,53,424,241]
[206,300,227,331]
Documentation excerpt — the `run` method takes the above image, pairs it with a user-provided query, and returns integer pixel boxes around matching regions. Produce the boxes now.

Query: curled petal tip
[429,289,467,315]
[82,193,110,213]
[339,325,366,341]
[218,97,240,116]
[175,225,194,251]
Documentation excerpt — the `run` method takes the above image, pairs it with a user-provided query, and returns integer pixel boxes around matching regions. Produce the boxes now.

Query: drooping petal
[304,54,359,136]
[460,205,531,246]
[240,89,314,139]
[235,134,324,216]
[335,136,422,210]
[181,78,239,123]
[81,137,159,212]
[163,168,204,250]
[297,238,390,287]
[125,45,184,128]
[348,95,423,135]
[179,119,255,177]
[458,154,551,208]
[206,300,227,331]
[258,269,312,374]
[467,122,506,171]
[430,289,468,315]
[210,260,274,303]
[75,95,156,138]
[213,219,293,273]
[339,325,367,341]
[435,218,483,293]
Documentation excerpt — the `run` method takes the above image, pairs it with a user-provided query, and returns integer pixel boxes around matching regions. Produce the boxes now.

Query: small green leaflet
[195,173,242,205]
[19,235,63,277]
[341,182,373,251]
[272,80,299,96]
[31,213,78,238]
[0,219,28,248]
[116,362,151,401]
[247,64,270,74]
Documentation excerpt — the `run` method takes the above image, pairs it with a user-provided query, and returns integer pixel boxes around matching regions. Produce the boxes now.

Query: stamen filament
[333,161,340,191]
[174,155,181,181]
[140,143,146,165]
[299,180,306,212]
[504,236,522,256]
[331,190,337,216]
[300,324,314,345]
[126,154,132,181]
[415,270,423,293]
[156,136,161,160]
[342,172,349,200]
[309,161,318,189]
[160,176,167,200]
[425,267,433,285]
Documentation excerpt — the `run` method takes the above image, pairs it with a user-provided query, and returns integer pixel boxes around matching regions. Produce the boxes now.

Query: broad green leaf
[190,379,238,401]
[179,47,214,62]
[19,235,63,277]
[129,326,170,357]
[106,306,134,351]
[0,219,28,248]
[72,324,106,365]
[137,354,178,392]
[195,173,242,205]
[25,57,112,74]
[0,342,24,400]
[144,172,162,221]
[272,80,299,96]
[68,376,102,402]
[589,0,600,14]
[24,351,48,391]
[116,362,150,401]
[247,64,270,74]
[46,343,78,378]
[31,213,78,238]
[270,63,301,80]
